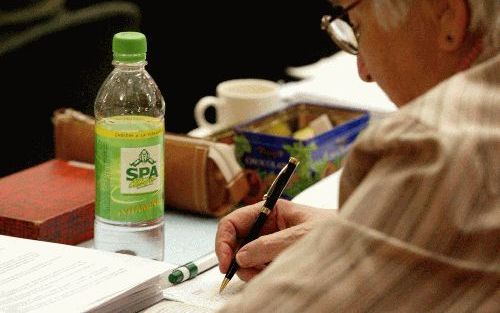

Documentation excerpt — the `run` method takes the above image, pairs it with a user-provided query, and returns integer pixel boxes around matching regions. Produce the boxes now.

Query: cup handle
[194,96,222,128]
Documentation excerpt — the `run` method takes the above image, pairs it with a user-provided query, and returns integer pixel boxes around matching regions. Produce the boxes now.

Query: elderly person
[215,0,499,311]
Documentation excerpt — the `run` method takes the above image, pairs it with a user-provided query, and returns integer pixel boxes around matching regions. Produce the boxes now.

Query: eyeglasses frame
[321,0,363,55]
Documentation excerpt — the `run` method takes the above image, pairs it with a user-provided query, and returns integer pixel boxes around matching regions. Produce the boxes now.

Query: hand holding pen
[218,157,300,293]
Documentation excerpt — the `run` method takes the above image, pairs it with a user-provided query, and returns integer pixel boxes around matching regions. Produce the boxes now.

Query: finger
[236,222,314,268]
[215,220,237,273]
[216,241,233,273]
[215,202,264,272]
[273,199,328,229]
[216,202,262,243]
[236,266,265,282]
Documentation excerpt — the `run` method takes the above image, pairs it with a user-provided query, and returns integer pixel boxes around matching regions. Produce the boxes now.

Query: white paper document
[0,235,175,313]
[142,300,214,313]
[161,267,244,311]
[292,168,342,210]
[281,51,398,114]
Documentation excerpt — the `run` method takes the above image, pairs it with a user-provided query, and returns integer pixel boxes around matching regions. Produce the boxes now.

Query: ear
[436,0,469,51]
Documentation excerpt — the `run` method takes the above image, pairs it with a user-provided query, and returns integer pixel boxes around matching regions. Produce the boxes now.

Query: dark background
[0,0,337,177]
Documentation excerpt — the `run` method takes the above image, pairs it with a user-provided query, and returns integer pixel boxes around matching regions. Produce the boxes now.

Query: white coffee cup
[194,79,283,131]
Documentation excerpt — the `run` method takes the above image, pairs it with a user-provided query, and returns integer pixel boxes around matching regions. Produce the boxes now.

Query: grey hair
[371,0,411,29]
[371,0,499,58]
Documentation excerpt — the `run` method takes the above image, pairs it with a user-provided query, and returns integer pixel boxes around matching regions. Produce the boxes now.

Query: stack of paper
[0,235,175,313]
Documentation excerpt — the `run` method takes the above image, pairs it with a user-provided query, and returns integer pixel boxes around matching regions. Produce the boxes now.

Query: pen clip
[263,163,288,200]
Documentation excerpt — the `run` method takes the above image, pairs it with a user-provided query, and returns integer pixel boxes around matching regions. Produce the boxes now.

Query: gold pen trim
[260,206,271,215]
[288,157,299,165]
[263,162,290,201]
[219,278,230,294]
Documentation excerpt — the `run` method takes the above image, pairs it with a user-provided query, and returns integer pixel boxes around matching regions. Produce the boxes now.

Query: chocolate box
[233,103,370,203]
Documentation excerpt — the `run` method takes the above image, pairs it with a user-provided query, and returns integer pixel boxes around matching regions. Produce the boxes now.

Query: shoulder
[402,53,500,131]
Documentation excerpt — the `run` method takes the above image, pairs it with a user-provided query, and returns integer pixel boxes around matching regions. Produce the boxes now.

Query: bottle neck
[112,60,147,70]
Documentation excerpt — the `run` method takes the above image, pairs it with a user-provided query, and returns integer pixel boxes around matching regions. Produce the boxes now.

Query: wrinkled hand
[215,199,333,281]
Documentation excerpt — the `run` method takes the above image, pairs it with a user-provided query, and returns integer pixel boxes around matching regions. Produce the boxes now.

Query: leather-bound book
[0,159,95,245]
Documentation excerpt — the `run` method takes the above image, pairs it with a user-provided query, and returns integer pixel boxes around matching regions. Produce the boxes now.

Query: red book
[0,159,95,245]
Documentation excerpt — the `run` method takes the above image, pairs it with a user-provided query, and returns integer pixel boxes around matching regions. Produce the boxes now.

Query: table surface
[163,208,219,265]
[79,208,219,266]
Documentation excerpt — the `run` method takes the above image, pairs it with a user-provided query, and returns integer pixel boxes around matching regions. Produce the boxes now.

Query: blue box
[233,103,370,203]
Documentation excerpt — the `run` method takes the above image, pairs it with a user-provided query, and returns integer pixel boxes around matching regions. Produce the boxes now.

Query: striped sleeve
[217,215,500,313]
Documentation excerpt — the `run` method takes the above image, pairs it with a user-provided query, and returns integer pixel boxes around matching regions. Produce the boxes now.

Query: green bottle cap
[112,31,147,63]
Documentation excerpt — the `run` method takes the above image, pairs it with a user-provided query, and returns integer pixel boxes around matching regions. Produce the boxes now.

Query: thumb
[236,223,312,268]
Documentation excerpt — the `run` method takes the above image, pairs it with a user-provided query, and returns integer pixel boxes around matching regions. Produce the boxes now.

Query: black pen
[219,157,300,293]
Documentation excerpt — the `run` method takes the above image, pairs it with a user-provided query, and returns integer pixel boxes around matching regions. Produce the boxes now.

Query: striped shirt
[217,54,499,312]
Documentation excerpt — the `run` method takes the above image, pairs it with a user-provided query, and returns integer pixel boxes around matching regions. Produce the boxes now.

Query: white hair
[371,0,499,58]
[371,0,411,29]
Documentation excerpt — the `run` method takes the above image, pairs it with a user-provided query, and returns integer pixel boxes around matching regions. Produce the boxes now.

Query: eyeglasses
[321,0,363,55]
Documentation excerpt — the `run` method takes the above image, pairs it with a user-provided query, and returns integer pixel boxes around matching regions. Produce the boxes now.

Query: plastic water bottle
[94,32,165,261]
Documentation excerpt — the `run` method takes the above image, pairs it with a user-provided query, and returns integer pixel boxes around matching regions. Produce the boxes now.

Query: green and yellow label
[95,116,164,222]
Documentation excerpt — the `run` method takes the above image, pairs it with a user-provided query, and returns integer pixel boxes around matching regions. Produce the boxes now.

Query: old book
[0,159,95,245]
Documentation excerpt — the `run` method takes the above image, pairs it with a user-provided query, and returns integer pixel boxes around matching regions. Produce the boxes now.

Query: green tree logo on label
[126,149,159,189]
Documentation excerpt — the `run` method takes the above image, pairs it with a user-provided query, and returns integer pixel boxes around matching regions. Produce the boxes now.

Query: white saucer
[187,125,228,138]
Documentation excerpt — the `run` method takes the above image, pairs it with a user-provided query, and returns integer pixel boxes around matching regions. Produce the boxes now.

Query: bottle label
[120,145,161,194]
[95,116,164,223]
